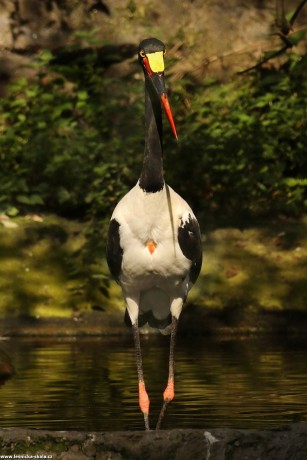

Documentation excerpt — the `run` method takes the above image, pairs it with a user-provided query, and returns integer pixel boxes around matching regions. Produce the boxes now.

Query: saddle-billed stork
[106,37,202,430]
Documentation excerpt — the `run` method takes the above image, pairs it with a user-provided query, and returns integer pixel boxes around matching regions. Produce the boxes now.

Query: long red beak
[161,93,178,140]
[142,57,178,140]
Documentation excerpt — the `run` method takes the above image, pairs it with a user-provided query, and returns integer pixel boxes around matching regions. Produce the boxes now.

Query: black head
[138,38,165,64]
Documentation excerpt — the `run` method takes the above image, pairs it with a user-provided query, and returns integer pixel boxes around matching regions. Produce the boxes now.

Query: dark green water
[1,336,307,431]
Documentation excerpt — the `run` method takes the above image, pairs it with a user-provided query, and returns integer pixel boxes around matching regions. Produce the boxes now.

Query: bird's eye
[140,50,146,58]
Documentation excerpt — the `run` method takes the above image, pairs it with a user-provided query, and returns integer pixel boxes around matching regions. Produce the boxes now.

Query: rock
[0,213,19,228]
[1,219,19,228]
[59,443,89,460]
[0,424,307,460]
[0,9,13,48]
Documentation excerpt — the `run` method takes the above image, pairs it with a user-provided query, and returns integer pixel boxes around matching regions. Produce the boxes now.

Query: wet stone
[0,425,307,460]
[60,444,88,460]
[82,438,97,457]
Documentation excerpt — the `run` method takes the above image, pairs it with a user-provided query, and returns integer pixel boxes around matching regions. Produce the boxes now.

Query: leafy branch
[239,0,306,74]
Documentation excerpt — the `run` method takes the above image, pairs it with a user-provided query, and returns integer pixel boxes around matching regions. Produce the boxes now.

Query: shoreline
[1,308,307,339]
[0,423,306,459]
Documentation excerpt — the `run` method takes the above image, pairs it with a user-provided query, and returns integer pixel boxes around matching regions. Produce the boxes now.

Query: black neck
[139,77,164,193]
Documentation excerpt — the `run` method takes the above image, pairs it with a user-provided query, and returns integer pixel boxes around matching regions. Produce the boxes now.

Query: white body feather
[111,182,196,326]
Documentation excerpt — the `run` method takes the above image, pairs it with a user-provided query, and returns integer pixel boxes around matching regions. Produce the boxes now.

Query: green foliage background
[0,30,306,318]
[0,44,306,225]
[167,52,307,218]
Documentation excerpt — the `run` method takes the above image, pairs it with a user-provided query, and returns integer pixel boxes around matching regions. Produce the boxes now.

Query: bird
[106,37,202,431]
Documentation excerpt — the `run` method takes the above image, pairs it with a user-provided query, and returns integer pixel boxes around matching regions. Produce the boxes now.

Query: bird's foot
[144,412,150,431]
[156,398,170,430]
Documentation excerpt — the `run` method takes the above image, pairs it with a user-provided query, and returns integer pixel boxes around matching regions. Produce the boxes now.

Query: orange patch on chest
[146,240,157,254]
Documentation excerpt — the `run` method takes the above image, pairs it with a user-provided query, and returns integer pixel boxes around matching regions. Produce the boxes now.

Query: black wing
[106,218,123,283]
[178,214,202,284]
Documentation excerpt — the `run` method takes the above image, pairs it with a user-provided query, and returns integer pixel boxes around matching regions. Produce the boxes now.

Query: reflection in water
[0,336,307,431]
[0,349,14,387]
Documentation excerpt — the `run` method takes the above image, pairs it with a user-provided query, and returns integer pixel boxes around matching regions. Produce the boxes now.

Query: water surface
[1,336,307,431]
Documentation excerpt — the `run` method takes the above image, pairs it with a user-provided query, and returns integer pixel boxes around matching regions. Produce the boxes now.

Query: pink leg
[156,316,178,430]
[132,322,150,430]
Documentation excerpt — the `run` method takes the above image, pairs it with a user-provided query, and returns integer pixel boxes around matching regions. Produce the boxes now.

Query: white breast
[111,183,193,285]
